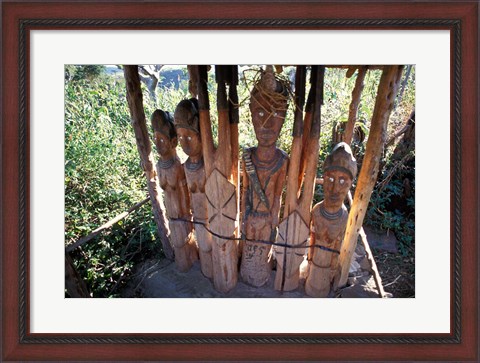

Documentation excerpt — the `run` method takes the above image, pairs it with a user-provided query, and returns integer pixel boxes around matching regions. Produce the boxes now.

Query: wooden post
[297,68,317,191]
[343,66,367,145]
[337,65,404,288]
[274,66,325,291]
[229,66,240,230]
[196,65,238,293]
[123,65,174,260]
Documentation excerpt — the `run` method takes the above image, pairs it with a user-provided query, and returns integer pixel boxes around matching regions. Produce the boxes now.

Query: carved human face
[154,131,177,158]
[323,169,352,211]
[250,98,286,148]
[176,128,202,158]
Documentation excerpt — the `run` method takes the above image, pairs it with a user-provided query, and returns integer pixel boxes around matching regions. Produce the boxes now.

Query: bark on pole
[337,65,404,288]
[123,65,174,260]
[343,66,367,145]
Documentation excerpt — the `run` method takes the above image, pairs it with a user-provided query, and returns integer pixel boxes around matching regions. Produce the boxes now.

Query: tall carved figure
[194,65,239,293]
[305,142,357,297]
[174,98,213,279]
[240,66,289,287]
[151,109,198,272]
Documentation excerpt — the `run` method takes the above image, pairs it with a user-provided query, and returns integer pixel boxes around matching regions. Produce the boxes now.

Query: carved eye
[187,136,192,141]
[339,178,345,185]
[258,111,265,117]
[160,139,164,143]
[328,177,334,183]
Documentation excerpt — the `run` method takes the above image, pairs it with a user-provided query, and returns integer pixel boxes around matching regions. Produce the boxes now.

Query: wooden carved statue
[151,109,198,272]
[194,65,239,293]
[174,98,213,279]
[240,66,289,287]
[305,142,357,297]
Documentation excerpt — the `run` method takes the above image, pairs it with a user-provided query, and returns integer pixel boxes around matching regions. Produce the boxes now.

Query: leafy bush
[65,65,106,82]
[65,74,160,297]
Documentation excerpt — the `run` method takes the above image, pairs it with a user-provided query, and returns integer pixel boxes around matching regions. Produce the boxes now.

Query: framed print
[1,1,478,361]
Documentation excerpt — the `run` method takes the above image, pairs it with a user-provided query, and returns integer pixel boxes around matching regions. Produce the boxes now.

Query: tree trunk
[337,65,404,289]
[343,66,367,145]
[123,65,174,261]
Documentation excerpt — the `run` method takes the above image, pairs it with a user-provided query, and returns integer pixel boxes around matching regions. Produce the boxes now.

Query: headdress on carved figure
[151,109,176,140]
[174,98,200,134]
[324,142,358,180]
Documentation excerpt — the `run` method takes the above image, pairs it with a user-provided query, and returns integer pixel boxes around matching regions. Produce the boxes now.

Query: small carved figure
[151,109,198,272]
[305,142,357,297]
[174,98,213,279]
[240,66,289,287]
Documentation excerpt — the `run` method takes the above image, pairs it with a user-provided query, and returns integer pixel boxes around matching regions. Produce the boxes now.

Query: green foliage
[365,155,415,256]
[65,74,161,297]
[65,65,106,82]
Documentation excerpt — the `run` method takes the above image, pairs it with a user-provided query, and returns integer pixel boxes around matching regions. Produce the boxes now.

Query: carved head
[250,66,289,147]
[323,142,357,211]
[151,109,177,157]
[174,98,202,158]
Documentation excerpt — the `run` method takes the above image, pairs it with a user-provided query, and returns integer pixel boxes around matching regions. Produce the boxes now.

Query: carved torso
[305,201,348,297]
[184,158,208,221]
[240,146,288,287]
[310,201,348,267]
[157,157,189,219]
[244,148,288,229]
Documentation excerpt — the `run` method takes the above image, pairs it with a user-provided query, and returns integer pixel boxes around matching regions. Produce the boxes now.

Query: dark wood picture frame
[2,1,478,361]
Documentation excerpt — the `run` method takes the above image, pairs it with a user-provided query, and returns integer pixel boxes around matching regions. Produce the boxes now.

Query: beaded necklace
[185,157,204,172]
[320,204,343,220]
[157,157,175,169]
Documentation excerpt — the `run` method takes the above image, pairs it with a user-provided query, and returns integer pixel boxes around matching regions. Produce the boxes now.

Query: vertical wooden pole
[197,65,215,176]
[343,66,367,145]
[337,65,404,288]
[297,68,316,191]
[123,65,174,260]
[196,65,238,293]
[274,66,325,291]
[298,66,325,216]
[229,66,240,236]
[284,65,306,215]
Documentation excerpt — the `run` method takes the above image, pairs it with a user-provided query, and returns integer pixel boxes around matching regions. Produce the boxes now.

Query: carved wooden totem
[151,109,198,272]
[274,65,324,291]
[240,66,289,287]
[193,65,239,293]
[305,142,357,297]
[174,98,213,279]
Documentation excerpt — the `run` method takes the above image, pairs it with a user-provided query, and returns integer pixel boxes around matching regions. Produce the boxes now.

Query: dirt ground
[374,250,415,298]
[120,241,385,299]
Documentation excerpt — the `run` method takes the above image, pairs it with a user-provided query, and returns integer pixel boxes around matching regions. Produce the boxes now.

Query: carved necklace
[158,157,175,169]
[320,205,343,220]
[185,157,204,172]
[252,149,280,170]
